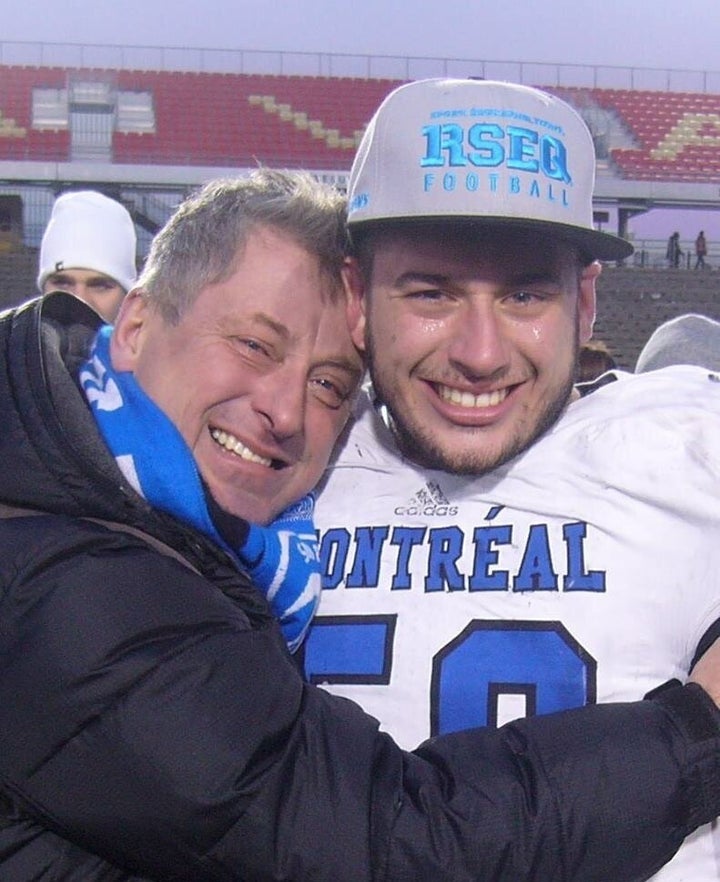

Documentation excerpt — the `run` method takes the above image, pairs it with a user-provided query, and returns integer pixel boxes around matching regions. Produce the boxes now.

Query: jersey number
[304,616,596,734]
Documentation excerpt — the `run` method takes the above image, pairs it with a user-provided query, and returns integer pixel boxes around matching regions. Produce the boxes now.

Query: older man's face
[112,225,363,524]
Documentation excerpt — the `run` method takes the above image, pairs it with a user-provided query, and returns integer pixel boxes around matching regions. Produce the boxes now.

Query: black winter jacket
[1,292,720,882]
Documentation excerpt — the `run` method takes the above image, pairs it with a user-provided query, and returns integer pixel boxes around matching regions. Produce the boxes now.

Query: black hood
[0,291,261,581]
[0,292,163,527]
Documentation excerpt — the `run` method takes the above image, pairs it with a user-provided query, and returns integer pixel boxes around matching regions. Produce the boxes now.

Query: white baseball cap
[348,78,633,261]
[37,191,138,292]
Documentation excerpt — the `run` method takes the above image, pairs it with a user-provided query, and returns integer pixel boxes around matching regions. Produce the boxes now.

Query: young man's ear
[110,289,149,370]
[578,260,601,345]
[342,257,367,353]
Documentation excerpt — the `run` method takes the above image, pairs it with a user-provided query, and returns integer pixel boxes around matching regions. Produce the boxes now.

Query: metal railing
[629,238,720,270]
[2,39,720,93]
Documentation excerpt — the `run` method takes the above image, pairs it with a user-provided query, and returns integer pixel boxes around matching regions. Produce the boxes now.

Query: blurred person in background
[666,230,683,268]
[636,312,720,372]
[695,230,708,270]
[37,190,138,322]
[577,339,617,383]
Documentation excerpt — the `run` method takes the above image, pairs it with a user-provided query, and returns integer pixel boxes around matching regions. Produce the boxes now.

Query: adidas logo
[394,481,458,517]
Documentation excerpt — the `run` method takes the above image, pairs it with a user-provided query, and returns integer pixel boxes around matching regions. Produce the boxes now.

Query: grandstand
[2,42,720,368]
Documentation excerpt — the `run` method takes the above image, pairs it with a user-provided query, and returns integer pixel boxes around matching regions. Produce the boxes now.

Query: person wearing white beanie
[37,190,138,322]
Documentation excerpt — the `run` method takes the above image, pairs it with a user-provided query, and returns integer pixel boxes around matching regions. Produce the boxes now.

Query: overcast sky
[4,0,720,72]
[4,0,720,242]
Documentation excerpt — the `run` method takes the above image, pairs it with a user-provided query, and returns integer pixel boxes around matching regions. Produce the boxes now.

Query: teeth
[210,429,273,467]
[438,385,508,409]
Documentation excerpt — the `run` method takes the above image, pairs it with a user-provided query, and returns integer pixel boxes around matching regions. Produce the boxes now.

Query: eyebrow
[46,272,116,284]
[317,356,364,381]
[247,312,291,340]
[394,269,563,288]
[507,271,564,287]
[394,271,451,287]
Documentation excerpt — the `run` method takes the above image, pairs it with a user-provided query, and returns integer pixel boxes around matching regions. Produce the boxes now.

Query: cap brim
[348,215,634,262]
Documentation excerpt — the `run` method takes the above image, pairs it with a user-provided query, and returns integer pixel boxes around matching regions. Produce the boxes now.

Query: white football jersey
[310,365,720,881]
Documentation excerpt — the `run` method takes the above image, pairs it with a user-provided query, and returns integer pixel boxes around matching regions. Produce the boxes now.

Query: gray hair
[137,168,349,323]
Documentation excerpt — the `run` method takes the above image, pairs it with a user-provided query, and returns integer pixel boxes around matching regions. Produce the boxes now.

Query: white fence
[2,40,720,92]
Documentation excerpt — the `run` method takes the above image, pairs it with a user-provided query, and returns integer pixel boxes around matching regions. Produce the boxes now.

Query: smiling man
[310,78,720,882]
[355,224,597,474]
[3,167,720,882]
[112,217,358,526]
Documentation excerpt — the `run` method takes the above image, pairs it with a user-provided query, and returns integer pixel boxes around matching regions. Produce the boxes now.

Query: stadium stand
[558,85,720,181]
[4,65,720,179]
[593,266,720,368]
[0,65,402,168]
[2,59,720,366]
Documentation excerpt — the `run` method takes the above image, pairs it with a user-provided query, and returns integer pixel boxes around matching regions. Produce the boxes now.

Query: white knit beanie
[37,191,137,293]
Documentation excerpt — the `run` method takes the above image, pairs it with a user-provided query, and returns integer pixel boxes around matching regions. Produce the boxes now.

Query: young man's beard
[366,330,579,477]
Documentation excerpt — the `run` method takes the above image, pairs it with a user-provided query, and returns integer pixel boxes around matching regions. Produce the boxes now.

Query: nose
[446,299,512,379]
[254,363,306,440]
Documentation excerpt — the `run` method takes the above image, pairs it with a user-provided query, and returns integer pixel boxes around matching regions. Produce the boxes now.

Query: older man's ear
[342,257,367,354]
[110,289,149,371]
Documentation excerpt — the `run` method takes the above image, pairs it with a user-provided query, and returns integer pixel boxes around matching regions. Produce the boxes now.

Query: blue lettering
[320,528,351,589]
[426,526,465,592]
[390,526,427,590]
[420,122,571,184]
[421,123,468,167]
[563,522,605,591]
[349,193,368,211]
[466,123,504,167]
[347,526,389,587]
[319,520,602,596]
[506,125,539,173]
[514,524,558,591]
[421,125,443,167]
[541,135,571,183]
[469,524,512,590]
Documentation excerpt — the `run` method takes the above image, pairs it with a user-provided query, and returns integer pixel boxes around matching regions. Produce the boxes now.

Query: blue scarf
[79,326,321,653]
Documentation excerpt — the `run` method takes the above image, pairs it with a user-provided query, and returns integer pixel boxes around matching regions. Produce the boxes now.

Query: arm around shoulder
[1,525,720,882]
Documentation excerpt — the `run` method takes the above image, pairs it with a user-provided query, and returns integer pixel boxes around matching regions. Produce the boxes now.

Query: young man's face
[349,225,598,475]
[112,225,364,525]
[43,268,126,323]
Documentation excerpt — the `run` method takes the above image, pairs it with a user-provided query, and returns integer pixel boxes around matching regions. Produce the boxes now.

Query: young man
[37,189,137,321]
[310,78,720,882]
[1,167,720,881]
